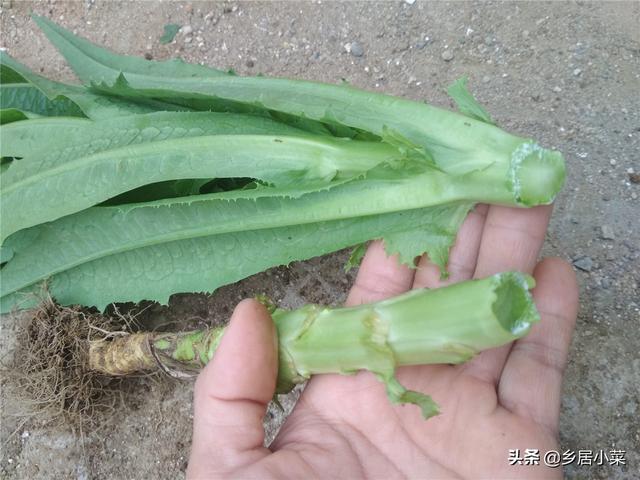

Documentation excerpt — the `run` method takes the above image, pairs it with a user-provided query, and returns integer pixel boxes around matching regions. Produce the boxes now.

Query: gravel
[600,225,616,240]
[347,41,364,57]
[573,256,594,272]
[441,49,454,61]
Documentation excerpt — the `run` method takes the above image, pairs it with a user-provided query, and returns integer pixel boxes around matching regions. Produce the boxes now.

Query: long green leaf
[32,15,229,80]
[0,48,353,138]
[0,111,306,166]
[0,108,36,125]
[0,52,187,120]
[32,17,555,175]
[0,83,85,117]
[0,62,26,83]
[0,201,471,312]
[0,108,318,213]
[22,17,355,139]
[0,111,309,205]
[0,135,405,241]
[0,165,495,301]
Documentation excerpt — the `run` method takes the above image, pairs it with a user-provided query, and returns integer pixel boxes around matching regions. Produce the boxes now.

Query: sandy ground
[1,1,638,479]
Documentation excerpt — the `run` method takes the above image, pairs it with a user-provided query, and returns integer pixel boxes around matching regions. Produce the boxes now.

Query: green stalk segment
[89,272,539,419]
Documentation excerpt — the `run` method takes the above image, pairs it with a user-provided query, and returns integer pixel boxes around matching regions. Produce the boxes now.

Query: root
[6,295,146,431]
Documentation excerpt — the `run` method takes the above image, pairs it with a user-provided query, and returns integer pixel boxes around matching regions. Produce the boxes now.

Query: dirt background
[1,0,638,478]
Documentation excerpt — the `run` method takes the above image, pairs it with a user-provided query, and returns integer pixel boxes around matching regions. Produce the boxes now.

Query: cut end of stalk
[509,142,566,206]
[491,272,540,337]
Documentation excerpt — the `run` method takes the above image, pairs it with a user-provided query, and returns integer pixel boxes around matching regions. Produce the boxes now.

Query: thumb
[187,298,277,478]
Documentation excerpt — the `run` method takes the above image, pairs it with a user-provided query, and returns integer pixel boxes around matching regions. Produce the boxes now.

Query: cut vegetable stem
[89,272,539,418]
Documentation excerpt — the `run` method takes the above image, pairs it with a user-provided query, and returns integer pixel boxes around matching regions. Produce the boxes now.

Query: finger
[460,204,552,384]
[412,204,488,289]
[474,205,552,277]
[187,299,277,477]
[498,257,578,434]
[346,240,415,306]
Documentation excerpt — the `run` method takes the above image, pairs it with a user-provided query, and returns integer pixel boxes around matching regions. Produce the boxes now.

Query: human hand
[187,204,578,479]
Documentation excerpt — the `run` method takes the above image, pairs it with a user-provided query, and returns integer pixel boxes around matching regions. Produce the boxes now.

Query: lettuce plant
[0,16,564,315]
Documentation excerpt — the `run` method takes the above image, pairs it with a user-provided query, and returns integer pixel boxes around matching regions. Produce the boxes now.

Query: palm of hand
[188,205,578,479]
[273,354,558,479]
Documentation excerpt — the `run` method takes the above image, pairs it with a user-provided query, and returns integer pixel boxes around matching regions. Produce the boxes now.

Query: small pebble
[348,41,364,57]
[573,256,593,272]
[204,11,218,23]
[144,52,153,60]
[573,68,582,76]
[180,25,193,35]
[553,86,562,93]
[600,225,615,240]
[623,400,637,416]
[601,278,611,289]
[522,30,530,39]
[441,50,454,61]
[629,172,640,184]
[404,0,416,4]
[184,36,192,44]
[482,75,490,83]
[609,159,617,166]
[245,59,254,68]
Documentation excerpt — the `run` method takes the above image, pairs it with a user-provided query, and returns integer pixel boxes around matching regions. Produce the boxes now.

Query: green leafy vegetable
[0,16,566,314]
